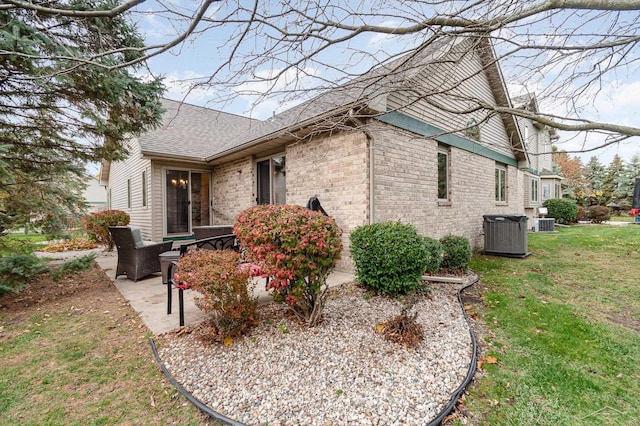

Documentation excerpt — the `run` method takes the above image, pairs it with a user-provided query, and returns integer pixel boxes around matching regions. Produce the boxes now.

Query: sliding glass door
[165,170,211,235]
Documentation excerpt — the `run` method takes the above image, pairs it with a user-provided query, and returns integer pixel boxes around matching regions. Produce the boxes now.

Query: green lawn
[464,225,640,425]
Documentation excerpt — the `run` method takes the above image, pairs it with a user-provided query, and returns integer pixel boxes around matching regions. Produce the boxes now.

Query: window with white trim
[256,154,286,205]
[531,177,539,204]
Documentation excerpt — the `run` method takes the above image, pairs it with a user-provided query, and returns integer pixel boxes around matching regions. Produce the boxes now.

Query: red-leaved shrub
[234,204,343,326]
[82,210,130,251]
[176,249,257,340]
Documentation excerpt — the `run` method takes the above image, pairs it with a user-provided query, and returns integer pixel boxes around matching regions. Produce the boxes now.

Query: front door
[256,155,286,205]
[165,170,211,235]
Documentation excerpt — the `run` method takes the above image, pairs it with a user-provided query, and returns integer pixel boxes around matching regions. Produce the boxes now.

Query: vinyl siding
[107,138,154,240]
[387,38,514,160]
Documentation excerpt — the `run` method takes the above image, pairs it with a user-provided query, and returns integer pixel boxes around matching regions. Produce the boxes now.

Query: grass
[610,214,638,223]
[0,278,212,424]
[463,225,640,425]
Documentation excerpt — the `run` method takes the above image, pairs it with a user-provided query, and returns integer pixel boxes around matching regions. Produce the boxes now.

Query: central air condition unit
[538,218,555,232]
[483,214,530,258]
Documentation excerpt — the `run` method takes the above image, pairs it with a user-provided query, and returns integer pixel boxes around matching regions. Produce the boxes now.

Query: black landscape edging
[150,275,480,426]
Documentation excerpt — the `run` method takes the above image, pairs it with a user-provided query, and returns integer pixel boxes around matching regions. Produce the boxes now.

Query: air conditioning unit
[538,218,555,232]
[483,214,529,258]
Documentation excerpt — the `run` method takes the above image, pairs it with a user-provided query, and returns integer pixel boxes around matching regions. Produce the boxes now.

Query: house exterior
[102,37,539,271]
[82,176,108,213]
[511,94,563,221]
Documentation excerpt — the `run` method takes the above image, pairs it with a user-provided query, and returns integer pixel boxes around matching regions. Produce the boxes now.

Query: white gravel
[157,280,475,426]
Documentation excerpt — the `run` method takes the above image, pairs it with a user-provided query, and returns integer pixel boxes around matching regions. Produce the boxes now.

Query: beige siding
[370,122,525,250]
[387,38,514,159]
[107,138,154,240]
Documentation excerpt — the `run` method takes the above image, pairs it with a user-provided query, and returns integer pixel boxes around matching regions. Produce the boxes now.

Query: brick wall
[212,157,255,224]
[286,130,369,271]
[371,122,525,250]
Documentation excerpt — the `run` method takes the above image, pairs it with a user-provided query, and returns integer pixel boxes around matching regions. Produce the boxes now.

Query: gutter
[348,113,376,225]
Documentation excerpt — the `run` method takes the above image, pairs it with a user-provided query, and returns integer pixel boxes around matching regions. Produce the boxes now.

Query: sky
[128,1,640,169]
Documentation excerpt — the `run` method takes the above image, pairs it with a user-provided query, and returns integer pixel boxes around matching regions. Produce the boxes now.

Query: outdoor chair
[167,234,241,326]
[108,226,174,282]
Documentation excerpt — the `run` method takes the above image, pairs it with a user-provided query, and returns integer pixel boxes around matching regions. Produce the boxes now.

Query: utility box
[483,214,529,258]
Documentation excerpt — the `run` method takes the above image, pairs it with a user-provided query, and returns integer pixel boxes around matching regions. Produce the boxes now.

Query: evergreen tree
[583,156,606,205]
[612,155,640,211]
[602,154,625,209]
[0,0,164,233]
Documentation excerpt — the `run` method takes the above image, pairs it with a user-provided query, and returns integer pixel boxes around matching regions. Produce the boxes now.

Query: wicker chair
[108,226,174,282]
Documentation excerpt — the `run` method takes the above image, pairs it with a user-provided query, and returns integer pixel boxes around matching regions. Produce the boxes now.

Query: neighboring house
[511,94,563,220]
[83,175,108,213]
[101,37,533,271]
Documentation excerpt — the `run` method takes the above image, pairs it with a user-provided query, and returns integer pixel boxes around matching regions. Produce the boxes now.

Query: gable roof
[128,36,523,165]
[138,98,263,161]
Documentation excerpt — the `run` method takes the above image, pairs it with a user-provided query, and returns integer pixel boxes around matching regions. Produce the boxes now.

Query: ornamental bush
[82,210,130,251]
[543,199,578,224]
[440,234,471,273]
[587,205,611,224]
[176,249,257,340]
[234,205,343,327]
[423,236,443,274]
[350,222,430,296]
[0,253,49,295]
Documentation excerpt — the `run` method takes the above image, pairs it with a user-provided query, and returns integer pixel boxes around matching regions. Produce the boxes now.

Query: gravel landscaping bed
[157,279,475,426]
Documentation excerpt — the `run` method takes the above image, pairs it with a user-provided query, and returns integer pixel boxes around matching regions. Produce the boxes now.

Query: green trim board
[163,235,195,242]
[375,111,518,167]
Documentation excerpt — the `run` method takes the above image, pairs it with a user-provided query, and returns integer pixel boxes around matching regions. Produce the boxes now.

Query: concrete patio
[95,251,355,335]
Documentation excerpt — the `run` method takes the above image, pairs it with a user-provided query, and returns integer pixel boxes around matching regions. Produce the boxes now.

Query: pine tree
[0,0,165,233]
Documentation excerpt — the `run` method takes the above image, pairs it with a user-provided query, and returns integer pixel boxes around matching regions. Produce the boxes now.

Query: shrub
[176,250,257,340]
[234,205,343,327]
[50,253,98,282]
[543,199,578,224]
[350,222,429,296]
[82,210,130,251]
[587,205,611,224]
[423,237,443,274]
[0,254,49,295]
[440,234,471,273]
[576,205,587,221]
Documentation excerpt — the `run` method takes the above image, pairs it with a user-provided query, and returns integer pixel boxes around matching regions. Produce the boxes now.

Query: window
[555,183,562,199]
[257,155,286,205]
[127,178,131,209]
[495,164,506,202]
[531,177,539,203]
[437,149,449,201]
[542,183,551,201]
[142,171,147,207]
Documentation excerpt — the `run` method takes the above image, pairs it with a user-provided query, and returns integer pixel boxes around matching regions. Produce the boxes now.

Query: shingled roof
[138,98,263,161]
[135,36,521,164]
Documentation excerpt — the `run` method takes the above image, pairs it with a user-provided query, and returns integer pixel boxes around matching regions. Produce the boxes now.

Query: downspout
[349,112,375,225]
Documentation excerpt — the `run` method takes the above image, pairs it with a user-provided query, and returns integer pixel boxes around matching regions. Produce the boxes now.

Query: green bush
[423,236,443,274]
[0,254,49,295]
[587,205,611,224]
[350,222,429,296]
[82,210,130,251]
[440,234,471,273]
[543,199,578,224]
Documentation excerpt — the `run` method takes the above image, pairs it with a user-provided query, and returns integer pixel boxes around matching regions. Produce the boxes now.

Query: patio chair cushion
[131,228,144,248]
